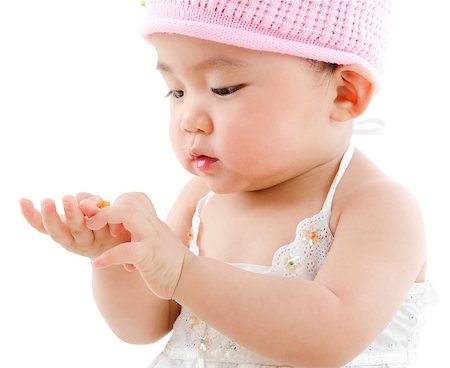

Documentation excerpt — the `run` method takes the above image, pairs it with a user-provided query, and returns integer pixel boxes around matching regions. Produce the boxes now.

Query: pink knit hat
[141,0,391,86]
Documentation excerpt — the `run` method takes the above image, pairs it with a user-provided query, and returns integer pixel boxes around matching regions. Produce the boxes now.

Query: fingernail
[86,215,95,224]
[62,199,71,211]
[41,200,50,211]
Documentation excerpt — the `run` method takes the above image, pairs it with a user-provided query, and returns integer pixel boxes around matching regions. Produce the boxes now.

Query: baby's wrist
[172,249,196,302]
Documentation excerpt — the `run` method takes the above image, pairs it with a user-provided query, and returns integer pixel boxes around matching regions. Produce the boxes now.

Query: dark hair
[307,60,339,74]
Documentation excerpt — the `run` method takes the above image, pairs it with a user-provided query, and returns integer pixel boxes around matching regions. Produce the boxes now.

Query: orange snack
[99,200,110,209]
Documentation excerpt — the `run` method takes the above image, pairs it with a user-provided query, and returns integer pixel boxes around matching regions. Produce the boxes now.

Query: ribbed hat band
[142,0,391,86]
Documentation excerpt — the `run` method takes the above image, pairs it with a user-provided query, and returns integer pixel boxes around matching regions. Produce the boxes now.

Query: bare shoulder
[333,149,425,240]
[165,176,210,245]
[325,148,427,285]
[342,174,426,261]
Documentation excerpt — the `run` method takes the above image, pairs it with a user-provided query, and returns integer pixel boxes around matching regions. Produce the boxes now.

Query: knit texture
[141,0,391,85]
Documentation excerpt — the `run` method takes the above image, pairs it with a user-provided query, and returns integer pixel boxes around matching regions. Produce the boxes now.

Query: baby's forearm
[92,265,176,344]
[173,255,351,367]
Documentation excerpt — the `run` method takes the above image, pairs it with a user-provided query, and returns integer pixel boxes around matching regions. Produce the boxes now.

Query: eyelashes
[211,84,244,96]
[165,84,245,99]
[165,90,184,99]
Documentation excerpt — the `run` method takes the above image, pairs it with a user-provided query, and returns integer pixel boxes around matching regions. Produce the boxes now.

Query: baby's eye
[211,85,244,96]
[165,90,184,99]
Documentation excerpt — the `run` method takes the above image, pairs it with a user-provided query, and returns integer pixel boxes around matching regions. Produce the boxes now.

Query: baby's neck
[227,154,344,209]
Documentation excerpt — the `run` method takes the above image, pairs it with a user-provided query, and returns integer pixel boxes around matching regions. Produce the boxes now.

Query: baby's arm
[92,178,209,343]
[19,182,206,344]
[20,194,165,343]
[172,180,426,366]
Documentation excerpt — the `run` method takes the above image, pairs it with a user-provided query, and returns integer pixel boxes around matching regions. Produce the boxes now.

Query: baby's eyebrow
[156,56,250,73]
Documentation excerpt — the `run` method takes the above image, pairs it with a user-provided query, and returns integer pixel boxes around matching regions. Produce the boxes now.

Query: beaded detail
[285,253,301,270]
[272,211,332,279]
[196,334,208,352]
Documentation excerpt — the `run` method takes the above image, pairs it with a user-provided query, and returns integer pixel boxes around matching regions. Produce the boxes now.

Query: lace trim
[345,349,411,366]
[164,346,282,366]
[165,306,284,366]
[269,210,333,279]
[164,347,415,367]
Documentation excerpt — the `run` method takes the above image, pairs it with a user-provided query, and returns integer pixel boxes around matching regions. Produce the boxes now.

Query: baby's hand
[86,192,193,300]
[19,193,130,259]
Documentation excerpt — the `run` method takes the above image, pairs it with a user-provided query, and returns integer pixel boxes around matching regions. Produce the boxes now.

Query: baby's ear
[330,65,374,122]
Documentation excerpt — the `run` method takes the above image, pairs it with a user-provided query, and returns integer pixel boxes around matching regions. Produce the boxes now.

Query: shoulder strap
[321,145,354,217]
[189,191,214,255]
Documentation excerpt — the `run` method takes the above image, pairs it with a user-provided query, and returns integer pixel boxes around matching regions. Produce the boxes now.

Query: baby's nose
[181,110,213,134]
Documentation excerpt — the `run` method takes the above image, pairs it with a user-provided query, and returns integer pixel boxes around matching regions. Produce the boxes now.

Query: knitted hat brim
[142,19,379,88]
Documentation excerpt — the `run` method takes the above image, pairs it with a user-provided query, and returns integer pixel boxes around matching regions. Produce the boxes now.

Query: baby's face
[153,33,338,194]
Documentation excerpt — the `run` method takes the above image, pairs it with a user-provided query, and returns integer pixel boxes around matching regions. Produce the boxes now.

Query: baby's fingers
[86,205,150,240]
[40,199,74,248]
[92,242,147,269]
[79,197,102,219]
[79,197,125,241]
[109,223,125,237]
[62,195,94,245]
[79,197,125,237]
[19,198,47,234]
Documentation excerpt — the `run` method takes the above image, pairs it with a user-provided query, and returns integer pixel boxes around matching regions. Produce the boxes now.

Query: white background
[0,1,448,367]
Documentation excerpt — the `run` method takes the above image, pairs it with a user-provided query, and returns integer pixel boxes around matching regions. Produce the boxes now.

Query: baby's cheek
[169,132,191,170]
[172,145,195,175]
[169,123,183,151]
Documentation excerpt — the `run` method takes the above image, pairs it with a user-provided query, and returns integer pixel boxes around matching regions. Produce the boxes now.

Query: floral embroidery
[188,314,201,329]
[285,253,301,270]
[197,334,208,351]
[187,228,194,246]
[301,228,319,246]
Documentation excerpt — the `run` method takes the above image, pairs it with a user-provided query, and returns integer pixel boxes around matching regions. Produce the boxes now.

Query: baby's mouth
[194,155,219,171]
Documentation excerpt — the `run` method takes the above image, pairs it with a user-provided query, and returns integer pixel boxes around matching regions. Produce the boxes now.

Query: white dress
[149,145,435,368]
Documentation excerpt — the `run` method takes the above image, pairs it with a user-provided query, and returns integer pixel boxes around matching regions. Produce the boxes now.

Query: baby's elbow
[110,324,171,345]
[310,351,356,368]
[288,343,357,368]
[113,330,167,345]
[316,332,368,366]
[287,318,363,367]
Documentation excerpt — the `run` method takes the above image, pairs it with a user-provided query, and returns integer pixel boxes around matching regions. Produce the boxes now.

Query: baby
[20,1,433,367]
